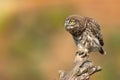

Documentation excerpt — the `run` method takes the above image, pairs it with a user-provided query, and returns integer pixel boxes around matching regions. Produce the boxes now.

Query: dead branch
[59,52,102,80]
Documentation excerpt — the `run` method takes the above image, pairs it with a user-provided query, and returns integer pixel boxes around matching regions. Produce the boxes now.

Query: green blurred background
[0,0,120,80]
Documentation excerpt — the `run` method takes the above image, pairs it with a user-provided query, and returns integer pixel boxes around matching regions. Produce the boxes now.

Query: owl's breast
[76,31,100,50]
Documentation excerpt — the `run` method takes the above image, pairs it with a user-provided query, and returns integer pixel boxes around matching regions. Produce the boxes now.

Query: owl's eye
[69,20,75,25]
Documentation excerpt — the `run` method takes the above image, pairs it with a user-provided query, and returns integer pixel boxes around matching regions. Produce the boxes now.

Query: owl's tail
[99,47,106,55]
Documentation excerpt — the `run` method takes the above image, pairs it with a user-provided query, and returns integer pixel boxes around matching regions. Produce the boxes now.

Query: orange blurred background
[0,0,120,80]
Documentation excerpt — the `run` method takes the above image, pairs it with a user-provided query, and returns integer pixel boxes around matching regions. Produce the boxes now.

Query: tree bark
[59,53,102,80]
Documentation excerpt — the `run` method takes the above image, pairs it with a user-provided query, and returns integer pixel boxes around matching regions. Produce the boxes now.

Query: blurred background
[0,0,120,80]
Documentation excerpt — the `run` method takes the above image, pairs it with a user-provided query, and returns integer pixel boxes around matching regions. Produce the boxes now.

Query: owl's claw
[76,51,89,58]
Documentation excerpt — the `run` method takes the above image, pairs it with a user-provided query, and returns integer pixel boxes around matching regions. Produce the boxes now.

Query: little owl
[64,15,106,56]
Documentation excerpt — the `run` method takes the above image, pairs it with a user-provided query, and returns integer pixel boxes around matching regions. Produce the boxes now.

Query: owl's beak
[65,20,74,30]
[64,20,69,27]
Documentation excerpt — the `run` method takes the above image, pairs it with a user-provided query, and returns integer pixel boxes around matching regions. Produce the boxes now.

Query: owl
[64,15,106,56]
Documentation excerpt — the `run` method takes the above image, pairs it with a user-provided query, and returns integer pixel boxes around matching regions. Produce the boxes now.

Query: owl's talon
[81,52,88,58]
[76,51,88,57]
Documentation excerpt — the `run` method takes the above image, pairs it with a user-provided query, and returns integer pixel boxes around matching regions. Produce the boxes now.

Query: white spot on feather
[87,35,92,40]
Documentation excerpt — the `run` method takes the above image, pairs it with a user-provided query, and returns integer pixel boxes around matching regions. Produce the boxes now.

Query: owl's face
[64,15,86,36]
[64,18,79,31]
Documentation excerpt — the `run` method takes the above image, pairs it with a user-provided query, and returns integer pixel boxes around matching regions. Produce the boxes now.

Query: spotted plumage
[65,15,106,55]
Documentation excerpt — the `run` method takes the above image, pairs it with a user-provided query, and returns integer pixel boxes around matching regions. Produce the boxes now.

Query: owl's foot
[76,50,89,58]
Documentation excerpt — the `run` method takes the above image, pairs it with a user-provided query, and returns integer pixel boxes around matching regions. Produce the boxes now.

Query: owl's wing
[88,18,104,46]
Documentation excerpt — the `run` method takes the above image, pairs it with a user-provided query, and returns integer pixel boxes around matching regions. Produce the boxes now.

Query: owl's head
[64,15,85,35]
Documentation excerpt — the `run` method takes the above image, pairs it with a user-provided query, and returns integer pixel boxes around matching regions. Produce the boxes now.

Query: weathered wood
[59,53,102,80]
